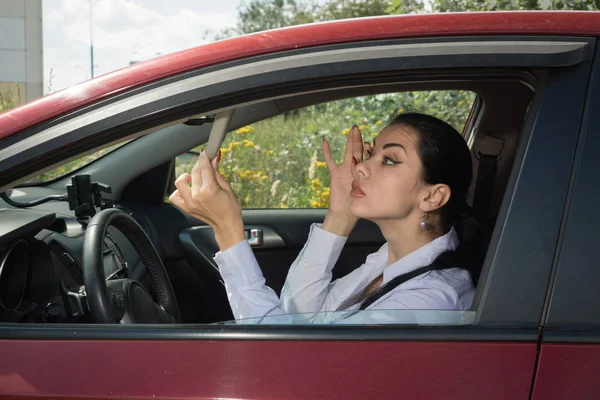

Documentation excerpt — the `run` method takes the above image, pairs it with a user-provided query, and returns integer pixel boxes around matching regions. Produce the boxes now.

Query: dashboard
[0,206,137,323]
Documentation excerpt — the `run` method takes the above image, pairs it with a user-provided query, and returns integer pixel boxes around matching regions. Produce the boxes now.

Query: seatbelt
[358,251,458,311]
[472,152,498,221]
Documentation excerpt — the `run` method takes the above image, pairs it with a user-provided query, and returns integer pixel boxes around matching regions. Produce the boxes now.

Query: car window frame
[0,35,595,340]
[542,41,600,334]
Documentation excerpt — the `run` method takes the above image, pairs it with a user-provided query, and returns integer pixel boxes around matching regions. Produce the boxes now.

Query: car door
[0,34,595,399]
[531,44,600,400]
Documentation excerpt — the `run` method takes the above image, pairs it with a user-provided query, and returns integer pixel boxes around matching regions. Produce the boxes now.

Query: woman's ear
[420,184,451,212]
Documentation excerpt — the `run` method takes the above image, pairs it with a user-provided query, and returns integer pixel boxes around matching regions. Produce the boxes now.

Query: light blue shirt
[214,224,475,325]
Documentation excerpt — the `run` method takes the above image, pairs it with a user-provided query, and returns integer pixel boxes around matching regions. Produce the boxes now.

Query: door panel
[532,342,600,400]
[180,209,384,295]
[0,338,537,399]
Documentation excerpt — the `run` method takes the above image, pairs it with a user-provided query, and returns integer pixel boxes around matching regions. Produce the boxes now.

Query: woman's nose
[353,158,368,179]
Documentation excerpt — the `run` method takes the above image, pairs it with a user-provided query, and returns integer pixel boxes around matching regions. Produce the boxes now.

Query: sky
[43,0,242,93]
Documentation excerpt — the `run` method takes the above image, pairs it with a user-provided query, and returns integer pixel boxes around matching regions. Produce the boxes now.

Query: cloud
[43,0,239,93]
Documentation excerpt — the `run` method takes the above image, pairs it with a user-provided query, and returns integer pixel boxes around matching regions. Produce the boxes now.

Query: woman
[169,113,476,324]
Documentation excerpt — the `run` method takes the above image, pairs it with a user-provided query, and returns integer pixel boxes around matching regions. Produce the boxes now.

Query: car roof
[1,11,599,140]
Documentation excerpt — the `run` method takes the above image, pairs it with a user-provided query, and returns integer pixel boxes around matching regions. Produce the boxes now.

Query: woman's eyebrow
[382,143,407,154]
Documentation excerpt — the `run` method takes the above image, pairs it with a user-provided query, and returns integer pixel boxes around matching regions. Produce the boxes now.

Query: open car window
[175,90,476,208]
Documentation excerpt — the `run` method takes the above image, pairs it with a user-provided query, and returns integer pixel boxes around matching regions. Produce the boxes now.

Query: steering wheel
[82,208,181,324]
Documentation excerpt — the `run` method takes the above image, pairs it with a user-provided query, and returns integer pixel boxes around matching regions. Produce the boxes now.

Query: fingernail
[364,141,369,146]
[353,156,359,166]
[217,150,221,163]
[352,124,358,129]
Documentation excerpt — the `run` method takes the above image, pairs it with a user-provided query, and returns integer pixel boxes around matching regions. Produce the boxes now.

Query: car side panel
[531,343,600,400]
[0,339,536,399]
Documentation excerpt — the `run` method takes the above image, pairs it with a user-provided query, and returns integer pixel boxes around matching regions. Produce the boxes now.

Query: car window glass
[25,141,132,184]
[215,309,476,325]
[176,91,476,209]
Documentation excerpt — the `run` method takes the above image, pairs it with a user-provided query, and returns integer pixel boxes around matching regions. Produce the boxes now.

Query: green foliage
[234,0,318,34]
[0,87,20,114]
[233,0,599,37]
[176,90,476,209]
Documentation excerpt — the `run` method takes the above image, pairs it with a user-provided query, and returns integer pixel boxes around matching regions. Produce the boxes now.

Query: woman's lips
[350,181,366,197]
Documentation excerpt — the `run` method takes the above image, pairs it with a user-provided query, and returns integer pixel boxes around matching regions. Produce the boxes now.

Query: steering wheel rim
[83,208,181,323]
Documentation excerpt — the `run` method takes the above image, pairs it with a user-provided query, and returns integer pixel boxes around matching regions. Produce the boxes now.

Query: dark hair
[388,112,473,231]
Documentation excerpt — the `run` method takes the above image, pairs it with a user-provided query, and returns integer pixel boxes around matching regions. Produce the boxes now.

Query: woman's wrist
[213,219,246,251]
[322,212,357,236]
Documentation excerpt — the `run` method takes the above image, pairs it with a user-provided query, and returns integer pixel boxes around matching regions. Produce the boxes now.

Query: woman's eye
[382,157,398,165]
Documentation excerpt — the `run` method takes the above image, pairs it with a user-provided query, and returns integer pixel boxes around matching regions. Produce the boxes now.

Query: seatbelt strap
[358,251,459,311]
[473,153,498,221]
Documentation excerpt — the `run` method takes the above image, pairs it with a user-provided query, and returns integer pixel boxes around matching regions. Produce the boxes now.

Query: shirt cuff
[299,223,348,266]
[214,239,265,287]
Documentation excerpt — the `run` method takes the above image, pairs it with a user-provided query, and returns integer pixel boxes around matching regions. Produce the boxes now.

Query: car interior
[0,72,536,325]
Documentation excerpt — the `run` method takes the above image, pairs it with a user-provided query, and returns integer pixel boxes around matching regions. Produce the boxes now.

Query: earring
[420,212,428,230]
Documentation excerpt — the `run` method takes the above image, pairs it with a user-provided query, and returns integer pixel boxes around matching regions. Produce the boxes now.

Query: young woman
[170,113,476,324]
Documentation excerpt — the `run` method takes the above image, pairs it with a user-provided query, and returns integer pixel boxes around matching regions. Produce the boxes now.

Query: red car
[1,11,599,399]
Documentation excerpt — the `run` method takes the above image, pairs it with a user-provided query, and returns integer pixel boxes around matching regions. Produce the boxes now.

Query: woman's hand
[322,125,363,236]
[169,151,246,251]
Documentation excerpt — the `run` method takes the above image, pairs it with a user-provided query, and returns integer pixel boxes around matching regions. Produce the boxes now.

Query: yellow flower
[397,107,406,114]
[280,204,289,208]
[311,178,323,192]
[244,195,250,203]
[316,161,327,169]
[236,126,255,135]
[243,140,255,149]
[341,128,350,135]
[266,150,274,156]
[375,120,383,126]
[358,124,368,131]
[370,132,378,138]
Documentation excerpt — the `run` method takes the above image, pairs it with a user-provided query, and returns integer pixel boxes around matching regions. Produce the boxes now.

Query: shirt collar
[381,227,459,284]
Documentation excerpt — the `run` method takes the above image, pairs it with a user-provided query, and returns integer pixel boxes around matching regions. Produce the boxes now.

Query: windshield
[25,141,132,184]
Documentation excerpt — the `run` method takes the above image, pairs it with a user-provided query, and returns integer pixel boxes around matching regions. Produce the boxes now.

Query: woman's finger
[343,125,358,164]
[363,142,373,159]
[169,189,185,209]
[351,125,364,162]
[322,138,336,170]
[214,166,232,192]
[174,173,193,204]
[198,150,216,188]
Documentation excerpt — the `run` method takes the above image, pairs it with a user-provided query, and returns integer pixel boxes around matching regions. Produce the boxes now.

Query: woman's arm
[279,221,348,314]
[214,239,289,320]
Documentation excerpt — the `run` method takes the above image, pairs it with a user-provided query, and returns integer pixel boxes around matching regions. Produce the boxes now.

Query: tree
[387,0,599,12]
[234,0,318,34]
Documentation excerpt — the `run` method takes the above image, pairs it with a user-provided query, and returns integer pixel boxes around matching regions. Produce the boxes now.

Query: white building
[0,0,43,106]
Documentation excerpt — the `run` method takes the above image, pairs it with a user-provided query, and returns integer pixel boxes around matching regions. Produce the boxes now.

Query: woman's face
[350,125,429,222]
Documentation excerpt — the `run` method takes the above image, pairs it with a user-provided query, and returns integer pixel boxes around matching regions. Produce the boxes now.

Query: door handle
[245,228,263,247]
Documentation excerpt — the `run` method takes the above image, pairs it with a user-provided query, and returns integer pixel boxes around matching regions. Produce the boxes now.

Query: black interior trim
[0,323,539,341]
